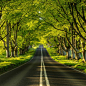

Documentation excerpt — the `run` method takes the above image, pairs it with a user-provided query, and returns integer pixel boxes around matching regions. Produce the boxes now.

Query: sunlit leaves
[26,20,39,30]
[0,0,86,56]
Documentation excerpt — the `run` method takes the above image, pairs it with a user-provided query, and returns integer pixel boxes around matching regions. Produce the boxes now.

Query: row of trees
[0,0,86,63]
[37,0,86,62]
[0,0,41,57]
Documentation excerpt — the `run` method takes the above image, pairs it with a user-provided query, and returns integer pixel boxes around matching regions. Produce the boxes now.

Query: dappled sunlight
[0,0,86,85]
[0,62,12,68]
[0,48,36,74]
[47,47,86,73]
[43,57,86,86]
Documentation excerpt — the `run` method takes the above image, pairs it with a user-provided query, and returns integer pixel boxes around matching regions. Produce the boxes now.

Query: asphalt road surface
[0,45,86,86]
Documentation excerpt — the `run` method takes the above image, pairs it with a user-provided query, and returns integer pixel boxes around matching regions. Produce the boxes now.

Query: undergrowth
[46,47,86,73]
[0,47,36,75]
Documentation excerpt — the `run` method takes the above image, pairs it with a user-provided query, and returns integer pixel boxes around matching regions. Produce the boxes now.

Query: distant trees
[37,0,86,62]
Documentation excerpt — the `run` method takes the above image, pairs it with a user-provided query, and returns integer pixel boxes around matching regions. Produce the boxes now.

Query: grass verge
[46,47,86,73]
[0,47,36,75]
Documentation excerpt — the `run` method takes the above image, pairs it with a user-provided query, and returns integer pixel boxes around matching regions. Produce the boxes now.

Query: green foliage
[0,0,86,65]
[0,47,36,74]
[84,69,86,73]
[0,41,5,55]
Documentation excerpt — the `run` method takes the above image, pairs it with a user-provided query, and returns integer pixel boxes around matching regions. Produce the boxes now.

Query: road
[0,45,86,86]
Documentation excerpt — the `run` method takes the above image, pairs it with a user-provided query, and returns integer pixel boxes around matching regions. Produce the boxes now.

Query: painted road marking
[40,48,43,86]
[40,47,50,86]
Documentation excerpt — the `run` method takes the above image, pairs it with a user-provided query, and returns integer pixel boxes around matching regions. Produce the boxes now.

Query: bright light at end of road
[39,11,41,13]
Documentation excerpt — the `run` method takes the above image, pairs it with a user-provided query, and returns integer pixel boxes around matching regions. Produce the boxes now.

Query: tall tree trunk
[11,47,14,57]
[83,50,86,62]
[65,32,71,59]
[72,49,75,59]
[19,48,23,55]
[75,38,81,60]
[59,44,63,55]
[14,24,18,56]
[71,24,75,59]
[82,42,86,62]
[9,23,15,57]
[6,22,10,57]
[60,46,63,55]
[15,46,18,56]
[63,50,66,55]
[59,45,61,55]
[66,28,80,60]
[66,48,71,59]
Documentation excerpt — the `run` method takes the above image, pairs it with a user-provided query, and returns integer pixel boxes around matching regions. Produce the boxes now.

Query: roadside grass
[47,47,86,73]
[0,47,36,75]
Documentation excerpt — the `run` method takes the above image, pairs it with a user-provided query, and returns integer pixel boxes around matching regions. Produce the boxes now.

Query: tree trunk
[75,52,81,60]
[11,47,14,57]
[83,50,86,62]
[71,25,75,59]
[59,45,61,55]
[14,24,18,57]
[6,49,10,58]
[22,49,25,55]
[26,46,28,51]
[63,50,66,55]
[74,35,81,60]
[9,23,14,57]
[10,41,14,57]
[66,48,71,59]
[6,22,10,57]
[15,47,18,56]
[19,48,23,55]
[72,49,75,59]
[60,45,63,55]
[82,42,86,62]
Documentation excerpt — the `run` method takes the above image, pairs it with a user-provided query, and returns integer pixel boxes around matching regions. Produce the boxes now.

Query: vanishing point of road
[0,45,86,86]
